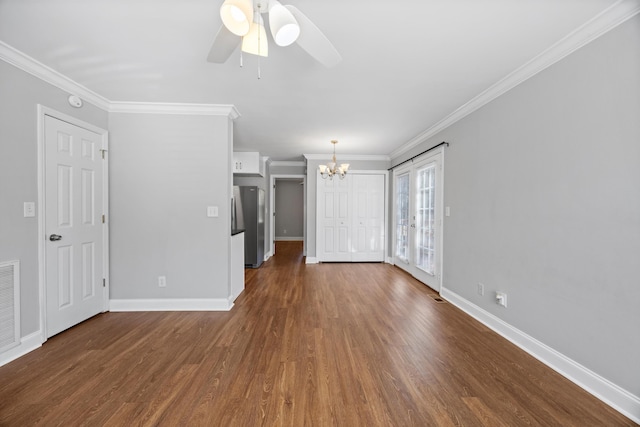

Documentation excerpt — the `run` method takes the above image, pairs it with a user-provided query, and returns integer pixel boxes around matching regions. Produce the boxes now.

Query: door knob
[49,234,62,241]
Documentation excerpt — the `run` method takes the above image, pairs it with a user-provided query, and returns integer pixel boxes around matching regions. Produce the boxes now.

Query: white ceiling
[0,0,621,161]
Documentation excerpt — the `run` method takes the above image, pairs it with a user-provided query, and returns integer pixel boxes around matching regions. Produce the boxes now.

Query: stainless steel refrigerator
[233,186,265,268]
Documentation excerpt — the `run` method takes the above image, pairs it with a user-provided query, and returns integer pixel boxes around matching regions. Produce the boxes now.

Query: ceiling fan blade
[207,25,240,63]
[284,5,342,68]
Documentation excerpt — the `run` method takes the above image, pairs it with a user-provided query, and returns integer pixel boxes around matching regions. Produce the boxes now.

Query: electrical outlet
[496,291,507,307]
[158,276,167,288]
[207,206,218,217]
[477,283,484,296]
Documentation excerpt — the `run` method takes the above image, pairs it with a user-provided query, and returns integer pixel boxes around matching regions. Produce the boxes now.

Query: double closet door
[317,173,385,262]
[393,149,443,291]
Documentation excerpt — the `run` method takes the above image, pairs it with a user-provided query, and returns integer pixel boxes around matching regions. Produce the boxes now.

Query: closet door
[317,174,351,261]
[351,174,385,261]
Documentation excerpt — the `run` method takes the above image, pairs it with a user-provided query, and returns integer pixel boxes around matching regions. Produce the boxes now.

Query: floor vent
[430,295,447,303]
[0,261,20,353]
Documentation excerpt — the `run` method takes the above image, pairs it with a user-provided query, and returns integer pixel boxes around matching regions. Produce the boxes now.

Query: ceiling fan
[207,0,342,68]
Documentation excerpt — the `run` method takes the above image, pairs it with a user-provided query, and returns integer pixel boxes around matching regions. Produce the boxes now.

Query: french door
[393,150,443,291]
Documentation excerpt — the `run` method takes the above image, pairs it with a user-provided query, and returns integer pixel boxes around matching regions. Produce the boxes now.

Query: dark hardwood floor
[0,241,634,426]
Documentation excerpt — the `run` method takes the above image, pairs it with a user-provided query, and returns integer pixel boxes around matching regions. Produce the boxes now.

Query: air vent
[430,295,447,304]
[0,261,20,353]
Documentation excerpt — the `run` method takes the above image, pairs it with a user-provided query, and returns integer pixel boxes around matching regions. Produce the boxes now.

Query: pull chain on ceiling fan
[209,0,342,70]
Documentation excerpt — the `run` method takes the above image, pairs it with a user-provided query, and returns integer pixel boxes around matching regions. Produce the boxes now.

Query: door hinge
[102,214,106,223]
[100,149,108,159]
[103,278,106,287]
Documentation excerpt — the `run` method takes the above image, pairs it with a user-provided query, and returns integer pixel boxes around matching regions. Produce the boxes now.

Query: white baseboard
[440,287,640,424]
[305,256,318,264]
[264,250,272,262]
[0,330,42,367]
[275,237,304,241]
[110,297,234,312]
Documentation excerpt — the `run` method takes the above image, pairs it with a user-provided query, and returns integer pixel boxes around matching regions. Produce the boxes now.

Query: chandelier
[318,140,349,180]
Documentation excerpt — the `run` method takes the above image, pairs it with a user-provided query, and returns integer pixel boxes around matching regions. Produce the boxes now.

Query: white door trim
[37,105,109,341]
[270,174,306,257]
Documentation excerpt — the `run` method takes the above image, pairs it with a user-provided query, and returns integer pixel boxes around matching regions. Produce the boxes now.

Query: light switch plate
[496,291,507,307]
[24,202,36,218]
[207,206,219,217]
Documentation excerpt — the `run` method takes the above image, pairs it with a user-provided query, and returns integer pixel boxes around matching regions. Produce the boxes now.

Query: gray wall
[391,15,640,396]
[109,112,233,300]
[274,179,304,239]
[305,158,390,258]
[270,163,305,176]
[0,60,108,337]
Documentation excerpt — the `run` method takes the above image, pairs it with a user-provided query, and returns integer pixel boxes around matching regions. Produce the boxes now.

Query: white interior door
[352,174,385,262]
[393,151,443,291]
[45,115,105,337]
[317,174,351,262]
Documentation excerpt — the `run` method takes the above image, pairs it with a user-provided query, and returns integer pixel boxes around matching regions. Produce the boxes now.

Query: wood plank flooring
[0,241,635,426]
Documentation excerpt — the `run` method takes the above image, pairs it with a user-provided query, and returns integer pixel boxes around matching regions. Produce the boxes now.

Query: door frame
[392,147,444,292]
[270,174,306,257]
[37,105,110,341]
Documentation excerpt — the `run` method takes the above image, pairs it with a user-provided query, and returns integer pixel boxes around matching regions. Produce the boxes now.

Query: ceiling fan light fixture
[241,13,268,57]
[208,1,341,69]
[268,2,300,46]
[220,0,253,36]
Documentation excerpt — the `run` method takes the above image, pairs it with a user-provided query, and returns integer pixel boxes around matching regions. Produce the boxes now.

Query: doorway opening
[270,174,306,257]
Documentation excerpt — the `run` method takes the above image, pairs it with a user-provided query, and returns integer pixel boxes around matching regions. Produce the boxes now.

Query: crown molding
[0,41,240,119]
[0,41,111,111]
[390,0,640,160]
[303,154,391,161]
[109,102,240,119]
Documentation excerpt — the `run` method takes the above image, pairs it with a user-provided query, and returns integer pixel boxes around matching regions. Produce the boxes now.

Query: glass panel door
[395,172,410,263]
[392,149,443,292]
[415,164,435,275]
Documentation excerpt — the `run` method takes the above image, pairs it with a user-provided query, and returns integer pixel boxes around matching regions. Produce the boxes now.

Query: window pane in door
[415,164,435,275]
[395,172,410,262]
